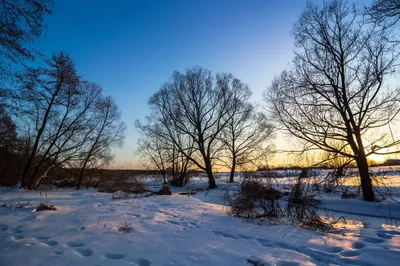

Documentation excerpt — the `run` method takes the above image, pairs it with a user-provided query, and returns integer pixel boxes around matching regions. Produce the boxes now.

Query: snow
[0,176,400,266]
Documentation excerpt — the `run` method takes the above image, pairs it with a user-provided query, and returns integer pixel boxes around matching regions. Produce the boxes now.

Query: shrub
[156,185,172,195]
[225,178,283,219]
[36,203,56,211]
[287,179,331,231]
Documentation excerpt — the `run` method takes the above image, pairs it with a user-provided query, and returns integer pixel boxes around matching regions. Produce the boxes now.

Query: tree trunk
[355,155,374,202]
[229,156,236,183]
[205,161,216,189]
[76,160,88,190]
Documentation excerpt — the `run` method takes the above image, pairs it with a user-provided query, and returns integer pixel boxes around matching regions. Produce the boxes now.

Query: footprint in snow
[41,240,58,247]
[52,251,63,255]
[165,220,182,225]
[326,246,343,253]
[352,242,366,249]
[362,236,385,244]
[340,250,361,257]
[129,258,152,266]
[387,230,400,236]
[74,248,93,257]
[102,253,125,260]
[376,231,393,239]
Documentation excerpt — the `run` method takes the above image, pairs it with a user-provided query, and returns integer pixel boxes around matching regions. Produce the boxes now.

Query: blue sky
[35,0,308,168]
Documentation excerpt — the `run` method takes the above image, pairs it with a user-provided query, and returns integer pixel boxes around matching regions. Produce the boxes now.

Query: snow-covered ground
[0,176,400,266]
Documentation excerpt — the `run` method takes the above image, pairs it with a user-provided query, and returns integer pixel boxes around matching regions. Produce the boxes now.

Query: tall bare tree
[76,96,125,190]
[219,83,274,182]
[16,52,125,189]
[222,110,274,183]
[147,68,247,188]
[265,0,400,201]
[18,52,79,188]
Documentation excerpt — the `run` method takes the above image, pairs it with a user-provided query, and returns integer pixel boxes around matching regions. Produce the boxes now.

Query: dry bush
[225,172,334,232]
[225,178,283,219]
[155,185,172,195]
[36,203,56,211]
[287,178,331,232]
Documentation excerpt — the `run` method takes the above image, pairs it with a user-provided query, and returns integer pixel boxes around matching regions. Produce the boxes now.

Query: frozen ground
[0,176,400,266]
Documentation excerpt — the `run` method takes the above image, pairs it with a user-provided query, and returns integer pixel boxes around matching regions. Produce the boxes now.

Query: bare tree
[0,0,53,80]
[147,68,245,189]
[137,135,169,183]
[18,52,79,188]
[76,96,125,190]
[265,0,400,201]
[220,84,274,182]
[15,52,125,189]
[136,116,194,186]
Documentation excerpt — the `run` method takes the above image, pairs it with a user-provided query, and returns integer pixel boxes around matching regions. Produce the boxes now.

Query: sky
[35,0,309,168]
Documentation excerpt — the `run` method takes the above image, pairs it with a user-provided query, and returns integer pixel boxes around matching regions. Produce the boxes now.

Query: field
[0,169,400,266]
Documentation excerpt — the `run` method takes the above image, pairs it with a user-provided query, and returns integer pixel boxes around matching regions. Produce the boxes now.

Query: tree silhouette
[266,0,400,201]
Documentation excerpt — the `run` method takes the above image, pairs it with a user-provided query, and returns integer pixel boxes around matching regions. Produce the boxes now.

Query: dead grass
[117,221,132,234]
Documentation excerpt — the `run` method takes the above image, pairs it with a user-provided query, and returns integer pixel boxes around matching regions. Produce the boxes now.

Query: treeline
[0,1,125,189]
